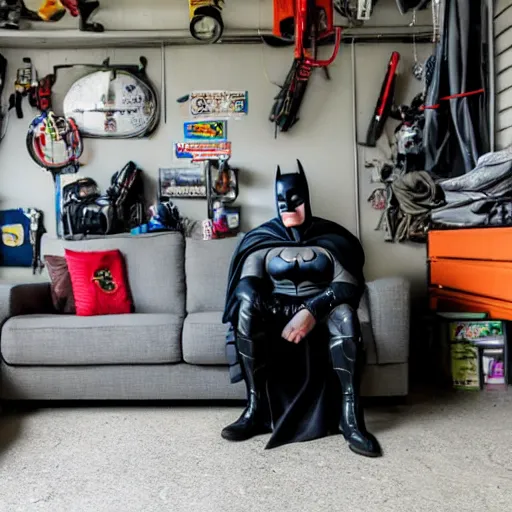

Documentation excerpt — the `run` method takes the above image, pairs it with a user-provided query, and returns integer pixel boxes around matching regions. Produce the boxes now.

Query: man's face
[281,204,306,227]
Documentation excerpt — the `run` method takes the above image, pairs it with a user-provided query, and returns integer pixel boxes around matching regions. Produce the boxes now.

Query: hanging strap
[421,89,485,110]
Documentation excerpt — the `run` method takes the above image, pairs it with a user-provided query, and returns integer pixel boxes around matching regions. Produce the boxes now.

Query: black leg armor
[327,304,382,457]
[221,299,271,442]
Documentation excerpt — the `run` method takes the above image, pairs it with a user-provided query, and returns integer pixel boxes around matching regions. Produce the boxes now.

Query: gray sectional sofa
[0,232,411,401]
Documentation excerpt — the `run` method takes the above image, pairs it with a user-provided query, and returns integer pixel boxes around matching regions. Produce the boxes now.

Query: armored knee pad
[327,304,361,340]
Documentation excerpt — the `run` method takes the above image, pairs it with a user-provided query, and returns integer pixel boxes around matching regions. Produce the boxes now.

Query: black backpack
[61,162,146,239]
[106,161,146,233]
[61,178,113,238]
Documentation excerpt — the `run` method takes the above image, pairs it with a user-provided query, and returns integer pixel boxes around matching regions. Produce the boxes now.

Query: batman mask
[275,160,312,214]
[275,160,312,237]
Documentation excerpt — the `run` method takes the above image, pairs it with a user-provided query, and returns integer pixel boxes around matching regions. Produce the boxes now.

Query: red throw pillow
[64,248,133,316]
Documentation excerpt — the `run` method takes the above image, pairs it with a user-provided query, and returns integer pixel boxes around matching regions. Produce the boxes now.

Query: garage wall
[0,0,432,294]
[495,0,512,149]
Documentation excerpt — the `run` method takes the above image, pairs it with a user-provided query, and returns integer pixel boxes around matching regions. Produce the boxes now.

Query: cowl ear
[297,159,306,178]
[275,165,282,180]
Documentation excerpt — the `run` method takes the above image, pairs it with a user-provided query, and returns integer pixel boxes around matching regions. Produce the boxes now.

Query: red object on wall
[61,0,79,17]
[273,0,295,38]
[273,0,341,64]
[65,249,133,317]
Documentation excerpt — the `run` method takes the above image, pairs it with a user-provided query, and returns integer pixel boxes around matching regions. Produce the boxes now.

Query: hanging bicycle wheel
[26,111,83,171]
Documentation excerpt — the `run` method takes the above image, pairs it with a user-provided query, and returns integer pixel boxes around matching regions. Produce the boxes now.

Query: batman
[221,161,381,457]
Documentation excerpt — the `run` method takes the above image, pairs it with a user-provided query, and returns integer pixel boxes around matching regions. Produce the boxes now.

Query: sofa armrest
[0,283,54,326]
[366,277,411,365]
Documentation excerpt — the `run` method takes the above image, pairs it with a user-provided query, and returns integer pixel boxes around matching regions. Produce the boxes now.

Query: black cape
[223,216,365,449]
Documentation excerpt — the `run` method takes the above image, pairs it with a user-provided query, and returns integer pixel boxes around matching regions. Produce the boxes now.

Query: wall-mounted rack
[0,25,434,49]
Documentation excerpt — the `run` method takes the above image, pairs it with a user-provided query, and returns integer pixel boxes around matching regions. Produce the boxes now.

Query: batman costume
[221,161,381,457]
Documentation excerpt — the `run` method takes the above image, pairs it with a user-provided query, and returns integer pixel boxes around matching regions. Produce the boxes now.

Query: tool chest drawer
[428,228,512,321]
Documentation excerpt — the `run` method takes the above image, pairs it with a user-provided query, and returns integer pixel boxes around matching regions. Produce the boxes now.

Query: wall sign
[184,120,227,141]
[174,141,232,161]
[189,91,248,119]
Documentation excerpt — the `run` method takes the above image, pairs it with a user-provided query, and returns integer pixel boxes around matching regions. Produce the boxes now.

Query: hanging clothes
[423,0,490,178]
[431,148,512,227]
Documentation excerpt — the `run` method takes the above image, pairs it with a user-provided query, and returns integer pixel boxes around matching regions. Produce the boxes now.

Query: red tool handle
[304,27,342,67]
[294,0,308,59]
[421,88,485,110]
[294,0,342,67]
[377,51,400,117]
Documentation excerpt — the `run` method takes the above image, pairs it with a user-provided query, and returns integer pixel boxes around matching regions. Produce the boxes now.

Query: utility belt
[265,294,308,318]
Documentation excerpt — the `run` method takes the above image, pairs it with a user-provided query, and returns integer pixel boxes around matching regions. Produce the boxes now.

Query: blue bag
[0,208,45,273]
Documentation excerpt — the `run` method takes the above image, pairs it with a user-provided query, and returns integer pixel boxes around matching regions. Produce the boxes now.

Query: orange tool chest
[428,227,512,320]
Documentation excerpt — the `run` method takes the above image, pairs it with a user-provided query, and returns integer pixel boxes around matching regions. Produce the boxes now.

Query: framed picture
[159,166,206,199]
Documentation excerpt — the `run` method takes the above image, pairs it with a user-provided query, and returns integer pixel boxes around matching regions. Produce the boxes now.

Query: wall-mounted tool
[270,0,342,135]
[188,0,224,44]
[361,51,401,147]
[10,57,38,119]
[35,74,54,112]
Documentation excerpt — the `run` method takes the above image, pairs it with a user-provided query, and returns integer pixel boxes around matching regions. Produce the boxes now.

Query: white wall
[0,0,432,295]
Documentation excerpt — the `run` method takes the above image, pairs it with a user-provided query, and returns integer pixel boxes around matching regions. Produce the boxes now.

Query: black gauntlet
[303,282,360,322]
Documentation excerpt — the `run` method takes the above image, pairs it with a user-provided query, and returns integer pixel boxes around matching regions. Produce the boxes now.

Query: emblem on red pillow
[92,268,117,293]
[65,248,133,316]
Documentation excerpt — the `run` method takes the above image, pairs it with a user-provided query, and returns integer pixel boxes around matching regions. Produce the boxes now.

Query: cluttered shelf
[435,315,509,391]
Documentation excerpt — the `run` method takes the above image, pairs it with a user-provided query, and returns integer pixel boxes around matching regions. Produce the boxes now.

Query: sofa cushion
[366,277,410,364]
[181,302,377,366]
[42,232,185,316]
[1,313,183,366]
[185,236,242,314]
[182,311,228,365]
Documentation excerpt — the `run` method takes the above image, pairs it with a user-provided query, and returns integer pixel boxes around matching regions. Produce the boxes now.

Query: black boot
[221,333,271,442]
[330,336,382,457]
